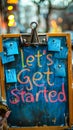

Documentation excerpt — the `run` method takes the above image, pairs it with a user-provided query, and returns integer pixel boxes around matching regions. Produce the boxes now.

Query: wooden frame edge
[9,126,69,130]
[2,34,21,38]
[0,35,6,99]
[0,33,72,129]
[66,34,73,126]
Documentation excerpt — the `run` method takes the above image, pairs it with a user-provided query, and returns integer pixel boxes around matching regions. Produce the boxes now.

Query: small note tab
[54,47,68,59]
[48,37,61,52]
[0,52,15,64]
[3,39,19,55]
[54,61,66,77]
[5,69,17,83]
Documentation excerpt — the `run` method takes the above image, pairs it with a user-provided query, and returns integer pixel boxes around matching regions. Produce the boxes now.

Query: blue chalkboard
[3,37,69,127]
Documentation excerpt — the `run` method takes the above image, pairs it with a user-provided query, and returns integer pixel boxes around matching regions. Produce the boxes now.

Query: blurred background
[0,0,73,35]
[0,0,73,79]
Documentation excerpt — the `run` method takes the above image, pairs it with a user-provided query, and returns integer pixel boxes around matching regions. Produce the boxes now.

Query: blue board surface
[4,37,69,127]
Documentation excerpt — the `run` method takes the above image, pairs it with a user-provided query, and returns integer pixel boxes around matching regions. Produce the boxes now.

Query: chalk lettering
[26,93,34,102]
[36,87,48,102]
[10,88,20,104]
[17,68,33,90]
[44,68,54,86]
[33,72,44,87]
[19,90,26,102]
[35,50,42,67]
[21,51,53,68]
[18,68,54,88]
[20,49,26,68]
[9,84,66,104]
[58,83,66,102]
[44,87,48,102]
[49,91,58,103]
[47,54,53,66]
[11,49,67,106]
[26,55,34,66]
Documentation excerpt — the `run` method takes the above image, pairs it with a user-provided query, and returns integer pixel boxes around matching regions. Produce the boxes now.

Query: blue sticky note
[54,61,66,77]
[0,52,15,64]
[48,37,61,52]
[3,39,19,55]
[5,69,17,83]
[54,47,68,59]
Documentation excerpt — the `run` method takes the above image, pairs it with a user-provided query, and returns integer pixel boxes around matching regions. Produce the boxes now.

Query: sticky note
[0,52,15,64]
[3,39,19,55]
[54,47,68,59]
[5,69,17,83]
[48,38,61,52]
[54,62,66,77]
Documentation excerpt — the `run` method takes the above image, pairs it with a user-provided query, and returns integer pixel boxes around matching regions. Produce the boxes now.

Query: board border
[0,33,72,130]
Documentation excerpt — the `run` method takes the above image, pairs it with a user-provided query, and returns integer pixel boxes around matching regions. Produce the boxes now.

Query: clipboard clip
[19,35,27,47]
[19,22,47,47]
[30,22,40,44]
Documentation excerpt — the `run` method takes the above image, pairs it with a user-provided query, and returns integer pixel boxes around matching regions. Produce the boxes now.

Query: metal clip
[19,22,47,46]
[19,36,27,47]
[30,22,40,44]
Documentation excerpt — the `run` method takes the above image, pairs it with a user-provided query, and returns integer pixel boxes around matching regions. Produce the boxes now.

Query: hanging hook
[30,22,40,44]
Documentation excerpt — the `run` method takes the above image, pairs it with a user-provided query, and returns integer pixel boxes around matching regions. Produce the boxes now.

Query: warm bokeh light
[57,17,63,23]
[8,6,13,11]
[50,19,62,32]
[7,0,18,4]
[8,14,15,27]
[8,20,16,27]
[8,14,14,20]
[51,20,57,28]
